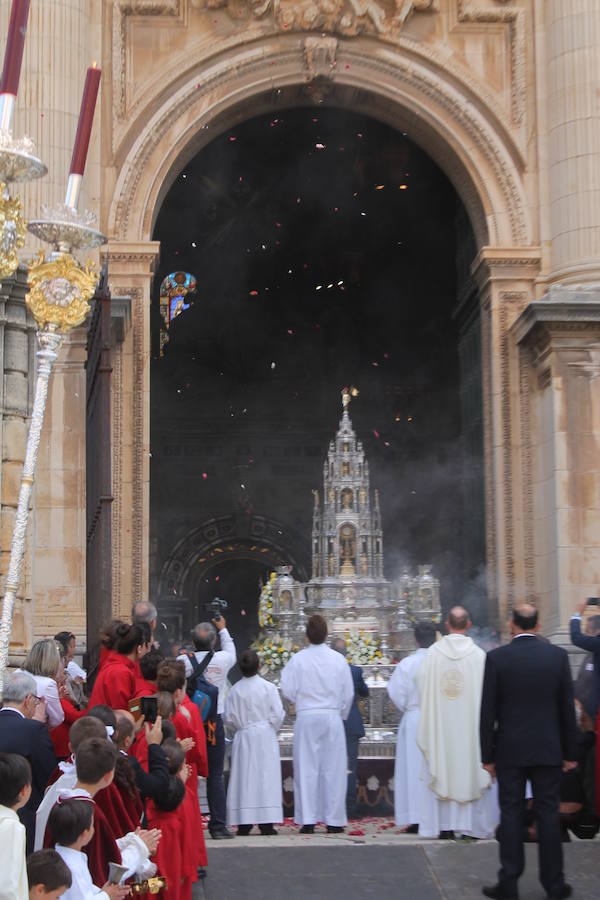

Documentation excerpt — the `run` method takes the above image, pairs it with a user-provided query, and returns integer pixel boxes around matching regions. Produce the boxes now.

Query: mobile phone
[587,598,600,606]
[141,696,158,724]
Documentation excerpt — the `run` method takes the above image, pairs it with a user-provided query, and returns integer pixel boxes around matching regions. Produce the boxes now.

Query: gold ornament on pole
[0,182,26,276]
[26,251,98,330]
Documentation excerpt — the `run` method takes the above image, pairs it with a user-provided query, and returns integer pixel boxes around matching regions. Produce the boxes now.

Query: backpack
[185,651,218,746]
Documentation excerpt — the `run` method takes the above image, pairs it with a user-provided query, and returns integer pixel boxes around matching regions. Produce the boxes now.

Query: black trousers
[345,732,360,815]
[496,765,565,897]
[206,714,227,832]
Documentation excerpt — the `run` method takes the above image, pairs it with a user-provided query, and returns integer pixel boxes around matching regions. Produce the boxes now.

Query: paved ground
[191,824,600,900]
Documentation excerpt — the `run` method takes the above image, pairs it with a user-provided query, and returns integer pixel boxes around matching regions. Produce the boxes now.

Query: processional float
[0,0,105,690]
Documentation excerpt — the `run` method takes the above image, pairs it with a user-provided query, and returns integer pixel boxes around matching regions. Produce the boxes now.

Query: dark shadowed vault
[149,105,485,651]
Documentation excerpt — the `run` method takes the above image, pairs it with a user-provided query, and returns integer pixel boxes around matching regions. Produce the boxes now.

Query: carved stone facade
[1,0,599,653]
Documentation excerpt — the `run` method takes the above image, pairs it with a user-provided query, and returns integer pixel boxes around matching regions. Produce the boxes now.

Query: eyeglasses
[27,694,41,703]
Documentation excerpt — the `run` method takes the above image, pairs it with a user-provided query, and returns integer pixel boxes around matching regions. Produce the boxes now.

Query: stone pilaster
[0,269,35,656]
[472,248,542,629]
[104,241,160,619]
[513,289,600,640]
[546,1,600,285]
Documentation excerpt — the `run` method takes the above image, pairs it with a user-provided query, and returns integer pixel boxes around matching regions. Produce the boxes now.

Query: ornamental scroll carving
[207,0,438,37]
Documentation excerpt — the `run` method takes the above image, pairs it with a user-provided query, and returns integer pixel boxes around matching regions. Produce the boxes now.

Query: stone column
[105,241,160,619]
[513,290,600,643]
[0,270,35,658]
[546,1,600,285]
[472,248,541,629]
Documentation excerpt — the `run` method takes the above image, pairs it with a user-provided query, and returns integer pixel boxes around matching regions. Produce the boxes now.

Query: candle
[65,64,101,209]
[69,64,101,177]
[0,0,31,96]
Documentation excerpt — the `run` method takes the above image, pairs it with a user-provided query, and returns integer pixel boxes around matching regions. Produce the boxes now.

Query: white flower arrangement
[344,630,390,666]
[257,571,277,629]
[251,633,299,673]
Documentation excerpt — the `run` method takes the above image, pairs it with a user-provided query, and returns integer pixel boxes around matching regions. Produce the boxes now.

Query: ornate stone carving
[304,36,337,81]
[117,0,180,12]
[219,0,438,36]
[111,285,144,605]
[111,45,529,247]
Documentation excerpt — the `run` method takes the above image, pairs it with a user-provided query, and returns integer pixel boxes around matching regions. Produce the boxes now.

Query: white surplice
[35,759,77,850]
[0,806,28,900]
[416,634,499,839]
[386,647,437,828]
[55,845,109,900]
[280,643,354,826]
[224,674,285,826]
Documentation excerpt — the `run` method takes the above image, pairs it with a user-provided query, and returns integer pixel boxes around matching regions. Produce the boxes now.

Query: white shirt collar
[0,706,25,718]
[513,633,538,639]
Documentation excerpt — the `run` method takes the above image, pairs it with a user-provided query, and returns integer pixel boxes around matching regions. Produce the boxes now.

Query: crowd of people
[0,596,597,899]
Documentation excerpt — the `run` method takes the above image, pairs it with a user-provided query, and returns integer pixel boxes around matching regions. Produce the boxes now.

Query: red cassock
[173,709,207,870]
[95,779,141,838]
[181,697,208,778]
[50,698,87,760]
[146,799,185,900]
[134,677,157,698]
[88,653,138,710]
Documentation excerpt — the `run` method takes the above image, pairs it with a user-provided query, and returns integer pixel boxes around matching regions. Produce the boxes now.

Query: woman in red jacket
[88,621,148,710]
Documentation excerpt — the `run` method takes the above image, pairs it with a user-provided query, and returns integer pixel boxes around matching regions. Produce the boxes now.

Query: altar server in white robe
[280,615,354,833]
[416,606,499,839]
[387,621,438,831]
[224,649,285,835]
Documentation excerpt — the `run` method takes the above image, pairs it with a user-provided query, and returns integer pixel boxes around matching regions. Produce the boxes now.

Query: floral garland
[251,633,299,673]
[257,571,277,629]
[344,631,390,666]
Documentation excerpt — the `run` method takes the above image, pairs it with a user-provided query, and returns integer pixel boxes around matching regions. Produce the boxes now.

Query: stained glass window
[159,271,197,355]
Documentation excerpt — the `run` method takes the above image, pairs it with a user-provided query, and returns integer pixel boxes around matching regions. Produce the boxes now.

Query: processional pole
[0,1,104,691]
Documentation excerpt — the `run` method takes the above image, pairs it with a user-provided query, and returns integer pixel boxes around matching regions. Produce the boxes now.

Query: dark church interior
[149,105,485,649]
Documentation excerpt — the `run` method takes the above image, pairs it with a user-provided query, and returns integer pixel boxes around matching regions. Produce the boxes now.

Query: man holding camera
[178,612,237,839]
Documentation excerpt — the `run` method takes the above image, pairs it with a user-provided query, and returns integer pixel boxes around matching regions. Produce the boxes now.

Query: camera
[204,596,228,621]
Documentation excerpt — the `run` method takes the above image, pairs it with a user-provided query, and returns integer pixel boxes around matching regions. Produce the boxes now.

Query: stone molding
[111,285,145,606]
[471,246,542,292]
[455,1,525,126]
[108,40,530,249]
[512,297,600,346]
[112,1,524,145]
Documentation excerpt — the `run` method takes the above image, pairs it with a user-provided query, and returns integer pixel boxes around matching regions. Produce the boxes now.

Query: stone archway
[156,513,310,643]
[158,513,310,599]
[104,30,541,630]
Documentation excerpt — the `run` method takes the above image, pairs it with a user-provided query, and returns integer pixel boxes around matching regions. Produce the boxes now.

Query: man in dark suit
[570,600,600,719]
[0,670,57,852]
[480,602,577,900]
[332,638,369,818]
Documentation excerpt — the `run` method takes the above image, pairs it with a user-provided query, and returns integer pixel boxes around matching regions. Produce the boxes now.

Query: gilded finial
[341,385,359,410]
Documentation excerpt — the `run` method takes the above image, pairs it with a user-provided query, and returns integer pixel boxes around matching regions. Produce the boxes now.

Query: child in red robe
[135,648,164,697]
[44,737,160,886]
[88,621,147,710]
[146,739,189,900]
[156,661,208,877]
